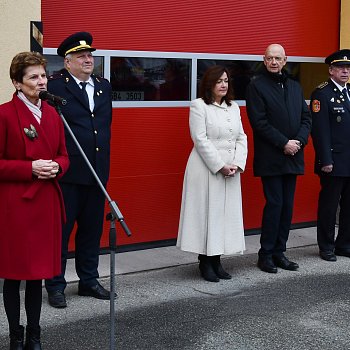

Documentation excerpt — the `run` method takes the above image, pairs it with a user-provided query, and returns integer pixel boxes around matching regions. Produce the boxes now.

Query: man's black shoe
[48,290,67,308]
[257,257,277,273]
[319,251,337,261]
[273,255,299,271]
[78,283,117,300]
[334,249,350,258]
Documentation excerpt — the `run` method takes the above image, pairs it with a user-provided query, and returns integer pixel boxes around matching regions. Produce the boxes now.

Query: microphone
[39,91,67,106]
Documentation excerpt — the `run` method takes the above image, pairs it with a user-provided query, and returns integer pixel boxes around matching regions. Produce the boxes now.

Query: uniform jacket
[48,69,112,185]
[310,79,350,176]
[246,68,311,177]
[0,94,69,280]
[177,98,247,255]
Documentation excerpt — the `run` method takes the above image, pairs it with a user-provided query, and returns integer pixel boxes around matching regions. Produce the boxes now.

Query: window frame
[43,48,325,108]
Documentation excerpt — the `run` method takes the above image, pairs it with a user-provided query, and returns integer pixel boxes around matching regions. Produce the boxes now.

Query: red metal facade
[41,0,340,248]
[42,0,339,57]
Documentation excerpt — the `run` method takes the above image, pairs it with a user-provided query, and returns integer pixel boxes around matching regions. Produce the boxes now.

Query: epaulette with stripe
[317,81,328,89]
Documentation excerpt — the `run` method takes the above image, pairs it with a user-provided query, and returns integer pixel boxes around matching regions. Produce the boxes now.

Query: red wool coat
[0,94,69,280]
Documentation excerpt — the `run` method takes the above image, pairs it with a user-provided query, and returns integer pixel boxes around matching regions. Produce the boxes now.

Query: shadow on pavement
[1,271,349,350]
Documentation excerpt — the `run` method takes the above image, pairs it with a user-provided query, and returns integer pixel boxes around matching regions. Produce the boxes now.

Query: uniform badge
[24,124,38,140]
[337,100,341,103]
[330,98,335,102]
[312,99,320,112]
[337,116,342,122]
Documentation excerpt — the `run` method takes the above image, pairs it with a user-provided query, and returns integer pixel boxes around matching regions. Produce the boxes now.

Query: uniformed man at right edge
[310,49,350,262]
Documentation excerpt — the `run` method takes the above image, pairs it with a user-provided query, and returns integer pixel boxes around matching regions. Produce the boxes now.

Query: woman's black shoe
[198,255,219,282]
[212,255,232,279]
[9,325,24,350]
[25,326,42,350]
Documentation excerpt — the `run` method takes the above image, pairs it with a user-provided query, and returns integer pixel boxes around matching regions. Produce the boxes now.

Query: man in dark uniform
[310,49,350,262]
[246,44,311,273]
[45,32,113,308]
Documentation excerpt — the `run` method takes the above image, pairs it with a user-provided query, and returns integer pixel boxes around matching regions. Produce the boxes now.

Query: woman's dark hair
[199,65,234,105]
[10,51,47,83]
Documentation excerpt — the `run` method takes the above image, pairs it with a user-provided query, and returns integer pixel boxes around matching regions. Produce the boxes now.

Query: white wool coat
[177,98,248,256]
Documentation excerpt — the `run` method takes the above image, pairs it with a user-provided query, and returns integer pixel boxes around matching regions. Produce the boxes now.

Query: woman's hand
[32,159,60,179]
[219,164,238,177]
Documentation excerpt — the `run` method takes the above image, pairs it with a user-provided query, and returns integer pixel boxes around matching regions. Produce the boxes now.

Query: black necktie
[80,82,90,107]
[342,88,350,109]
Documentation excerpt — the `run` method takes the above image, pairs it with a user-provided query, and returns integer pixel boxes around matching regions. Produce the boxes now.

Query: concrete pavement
[65,226,318,279]
[1,227,350,349]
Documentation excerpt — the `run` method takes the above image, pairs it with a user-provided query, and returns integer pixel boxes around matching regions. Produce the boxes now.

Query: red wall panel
[42,0,339,57]
[106,107,191,246]
[66,105,318,249]
[91,107,318,249]
[66,106,319,250]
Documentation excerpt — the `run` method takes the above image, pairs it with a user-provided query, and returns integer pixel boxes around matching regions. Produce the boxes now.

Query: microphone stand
[55,103,131,350]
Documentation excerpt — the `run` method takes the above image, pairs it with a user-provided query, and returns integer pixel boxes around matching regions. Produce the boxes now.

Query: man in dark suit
[246,44,311,273]
[310,49,350,262]
[45,32,113,308]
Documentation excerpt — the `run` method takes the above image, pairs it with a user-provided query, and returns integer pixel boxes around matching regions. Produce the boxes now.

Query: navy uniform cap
[57,31,96,57]
[325,49,350,66]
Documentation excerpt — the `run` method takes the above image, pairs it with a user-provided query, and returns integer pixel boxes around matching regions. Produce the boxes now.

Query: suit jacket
[0,94,69,280]
[48,69,112,185]
[310,79,350,176]
[246,68,311,177]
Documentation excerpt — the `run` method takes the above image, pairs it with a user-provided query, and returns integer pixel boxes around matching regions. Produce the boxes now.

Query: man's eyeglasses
[265,56,284,62]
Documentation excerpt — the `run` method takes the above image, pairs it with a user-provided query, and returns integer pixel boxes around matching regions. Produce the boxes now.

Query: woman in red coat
[0,52,69,350]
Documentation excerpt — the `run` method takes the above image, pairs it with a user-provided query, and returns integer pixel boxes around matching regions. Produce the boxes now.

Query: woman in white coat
[177,65,248,282]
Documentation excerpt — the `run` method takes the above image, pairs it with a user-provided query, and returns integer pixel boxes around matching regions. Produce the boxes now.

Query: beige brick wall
[341,0,350,48]
[0,0,41,103]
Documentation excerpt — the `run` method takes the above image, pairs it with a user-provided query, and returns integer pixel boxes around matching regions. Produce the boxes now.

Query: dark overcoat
[0,94,69,280]
[246,69,311,177]
[48,69,112,185]
[310,79,350,176]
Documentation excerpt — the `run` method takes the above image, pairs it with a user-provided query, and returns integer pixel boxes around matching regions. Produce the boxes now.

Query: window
[110,57,191,101]
[197,59,328,100]
[43,48,327,105]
